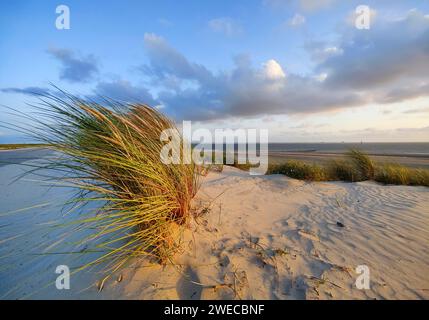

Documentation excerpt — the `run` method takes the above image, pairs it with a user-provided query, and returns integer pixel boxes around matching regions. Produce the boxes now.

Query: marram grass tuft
[8,91,199,274]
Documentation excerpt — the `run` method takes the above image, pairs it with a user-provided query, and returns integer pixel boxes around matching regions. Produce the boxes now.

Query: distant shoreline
[270,151,429,159]
[1,146,428,158]
[1,146,429,170]
[0,144,48,151]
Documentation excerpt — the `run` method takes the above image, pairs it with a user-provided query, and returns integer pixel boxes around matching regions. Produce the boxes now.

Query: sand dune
[1,160,428,299]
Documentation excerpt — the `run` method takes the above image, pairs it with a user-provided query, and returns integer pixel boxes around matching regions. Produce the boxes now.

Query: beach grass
[267,160,328,181]
[231,149,429,187]
[346,149,375,180]
[375,163,429,187]
[326,159,358,182]
[10,92,199,274]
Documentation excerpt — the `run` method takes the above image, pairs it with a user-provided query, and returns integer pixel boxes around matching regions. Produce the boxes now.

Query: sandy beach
[1,151,428,300]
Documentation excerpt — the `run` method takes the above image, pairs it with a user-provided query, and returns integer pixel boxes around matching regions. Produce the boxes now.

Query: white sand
[1,161,428,299]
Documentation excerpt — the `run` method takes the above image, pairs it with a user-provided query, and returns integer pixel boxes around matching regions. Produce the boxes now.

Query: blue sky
[1,0,429,142]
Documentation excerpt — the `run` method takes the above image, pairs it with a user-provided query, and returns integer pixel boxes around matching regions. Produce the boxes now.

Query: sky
[1,0,429,143]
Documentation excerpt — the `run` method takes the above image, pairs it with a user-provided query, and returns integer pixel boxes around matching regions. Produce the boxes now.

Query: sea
[199,142,429,157]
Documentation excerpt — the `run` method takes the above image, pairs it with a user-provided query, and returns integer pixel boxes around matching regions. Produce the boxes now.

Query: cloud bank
[4,10,429,125]
[138,10,429,121]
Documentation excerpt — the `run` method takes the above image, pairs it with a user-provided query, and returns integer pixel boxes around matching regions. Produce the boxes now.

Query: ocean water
[206,142,429,156]
[268,143,429,156]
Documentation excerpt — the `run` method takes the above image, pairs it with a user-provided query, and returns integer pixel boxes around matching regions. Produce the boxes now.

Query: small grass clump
[327,159,359,182]
[375,164,429,187]
[346,149,375,180]
[409,168,429,186]
[232,161,255,172]
[375,163,410,185]
[10,91,199,273]
[267,160,329,181]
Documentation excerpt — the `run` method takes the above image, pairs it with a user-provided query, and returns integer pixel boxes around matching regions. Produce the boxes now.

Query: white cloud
[289,13,306,27]
[93,79,158,105]
[208,17,243,36]
[262,59,286,80]
[305,42,343,62]
[314,73,328,82]
[320,9,429,91]
[142,33,213,89]
[136,11,429,122]
[403,107,429,114]
[139,38,364,121]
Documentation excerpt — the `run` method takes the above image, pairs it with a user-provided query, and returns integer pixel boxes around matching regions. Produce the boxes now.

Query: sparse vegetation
[346,149,375,180]
[228,149,429,187]
[267,161,329,181]
[375,164,429,187]
[327,159,358,182]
